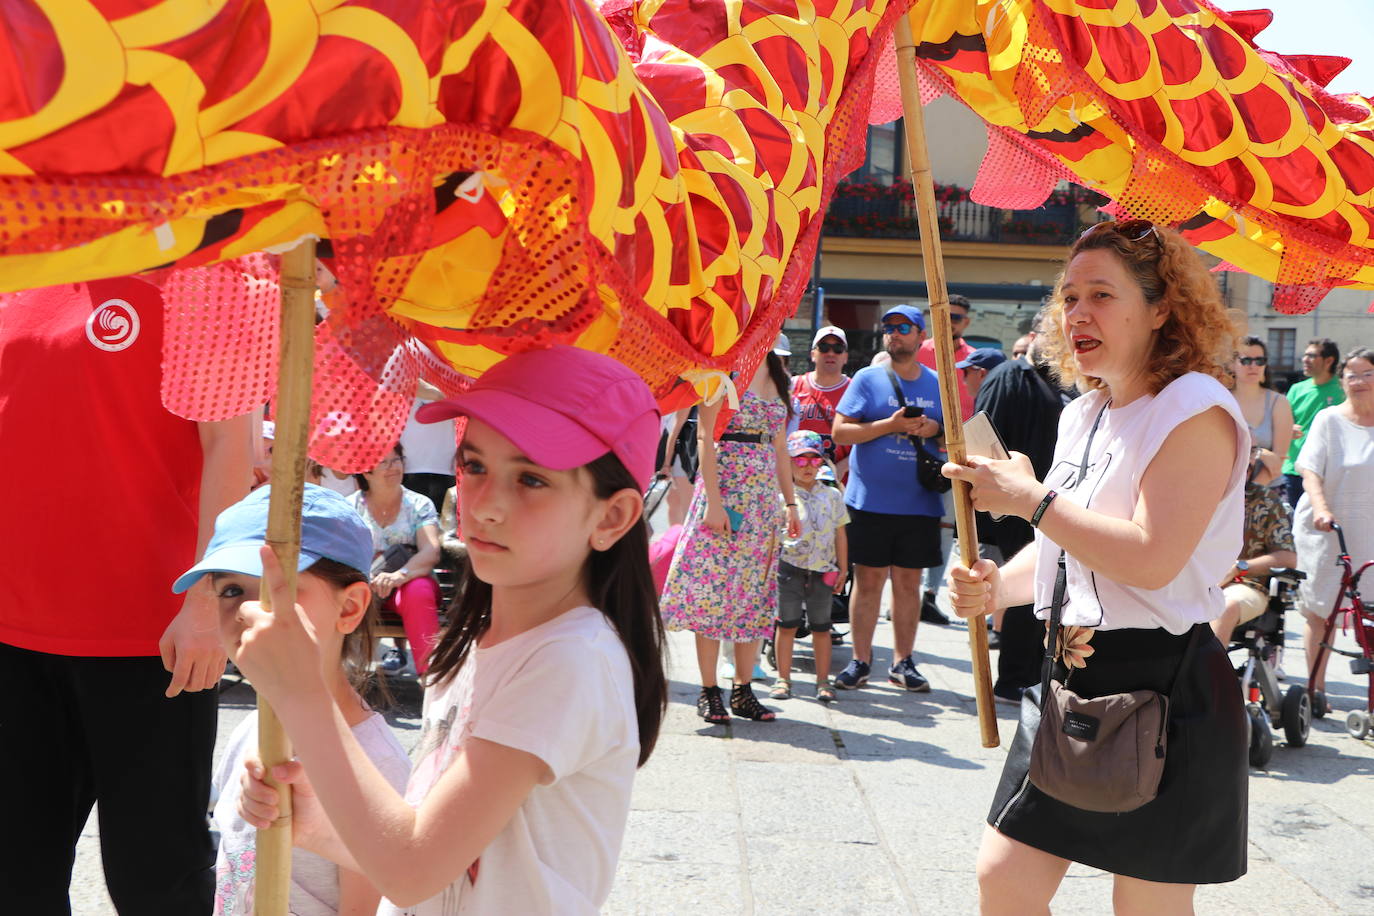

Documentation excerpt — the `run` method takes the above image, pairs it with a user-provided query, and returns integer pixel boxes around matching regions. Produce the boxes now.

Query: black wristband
[1030,489,1058,528]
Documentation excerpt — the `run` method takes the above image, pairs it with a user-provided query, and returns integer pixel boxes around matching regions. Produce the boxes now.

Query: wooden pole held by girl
[256,238,318,913]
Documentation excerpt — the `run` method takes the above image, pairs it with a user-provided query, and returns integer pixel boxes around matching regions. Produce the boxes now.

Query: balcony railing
[823,181,1101,245]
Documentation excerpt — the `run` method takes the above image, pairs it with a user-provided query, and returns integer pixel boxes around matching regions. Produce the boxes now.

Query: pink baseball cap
[416,346,660,489]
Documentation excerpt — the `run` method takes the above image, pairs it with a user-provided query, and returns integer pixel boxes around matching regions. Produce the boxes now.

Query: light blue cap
[171,484,373,593]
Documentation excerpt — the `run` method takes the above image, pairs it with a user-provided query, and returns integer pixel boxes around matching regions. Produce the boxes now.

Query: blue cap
[881,304,926,331]
[957,347,1008,371]
[171,484,374,593]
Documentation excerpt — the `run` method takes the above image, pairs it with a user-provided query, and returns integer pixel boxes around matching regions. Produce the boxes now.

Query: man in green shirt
[1283,337,1345,507]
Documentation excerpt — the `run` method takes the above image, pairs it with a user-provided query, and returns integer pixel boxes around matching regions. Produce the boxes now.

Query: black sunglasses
[815,342,847,354]
[1237,356,1267,366]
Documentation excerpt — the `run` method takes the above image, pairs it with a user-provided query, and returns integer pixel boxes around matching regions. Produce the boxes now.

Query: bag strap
[884,366,908,410]
[885,366,928,449]
[1041,398,1110,708]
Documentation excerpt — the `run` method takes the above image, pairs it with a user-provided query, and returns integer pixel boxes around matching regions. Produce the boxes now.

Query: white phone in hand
[962,411,1011,520]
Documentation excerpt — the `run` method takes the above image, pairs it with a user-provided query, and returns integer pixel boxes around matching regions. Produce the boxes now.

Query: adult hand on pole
[231,546,330,704]
[942,453,1040,520]
[159,581,228,697]
[946,558,1001,620]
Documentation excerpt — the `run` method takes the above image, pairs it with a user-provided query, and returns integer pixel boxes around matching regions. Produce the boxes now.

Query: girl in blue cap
[172,484,411,915]
[229,346,667,914]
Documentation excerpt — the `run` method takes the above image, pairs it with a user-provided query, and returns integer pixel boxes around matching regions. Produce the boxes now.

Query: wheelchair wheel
[1248,708,1274,768]
[764,637,777,672]
[1346,710,1371,741]
[1281,685,1311,747]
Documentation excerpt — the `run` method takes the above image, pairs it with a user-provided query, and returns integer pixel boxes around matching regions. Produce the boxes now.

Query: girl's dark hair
[766,351,793,419]
[306,557,390,706]
[425,452,667,766]
[354,442,405,493]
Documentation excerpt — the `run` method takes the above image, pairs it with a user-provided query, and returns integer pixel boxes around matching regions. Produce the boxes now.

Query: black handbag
[371,542,418,577]
[883,367,951,493]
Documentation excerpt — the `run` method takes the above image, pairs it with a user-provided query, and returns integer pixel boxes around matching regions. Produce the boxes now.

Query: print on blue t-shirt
[836,364,945,517]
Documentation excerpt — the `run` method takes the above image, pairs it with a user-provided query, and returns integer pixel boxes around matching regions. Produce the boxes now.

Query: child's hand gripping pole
[894,17,998,748]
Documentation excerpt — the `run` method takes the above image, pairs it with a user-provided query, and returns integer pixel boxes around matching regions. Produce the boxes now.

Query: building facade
[785,97,1373,381]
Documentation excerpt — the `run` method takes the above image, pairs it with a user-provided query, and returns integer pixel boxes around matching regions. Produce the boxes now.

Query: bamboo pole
[893,18,999,748]
[255,238,318,913]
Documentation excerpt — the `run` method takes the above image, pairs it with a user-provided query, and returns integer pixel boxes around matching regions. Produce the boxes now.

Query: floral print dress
[661,391,787,642]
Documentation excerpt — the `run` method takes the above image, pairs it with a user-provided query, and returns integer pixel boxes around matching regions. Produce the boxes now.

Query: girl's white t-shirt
[211,710,412,916]
[380,605,639,915]
[1032,372,1249,633]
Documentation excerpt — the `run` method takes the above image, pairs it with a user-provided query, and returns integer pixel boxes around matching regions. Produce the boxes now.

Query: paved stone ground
[72,602,1374,914]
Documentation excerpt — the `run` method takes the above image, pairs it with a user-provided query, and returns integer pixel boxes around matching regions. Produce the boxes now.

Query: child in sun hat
[171,484,411,915]
[230,346,667,914]
[771,430,849,702]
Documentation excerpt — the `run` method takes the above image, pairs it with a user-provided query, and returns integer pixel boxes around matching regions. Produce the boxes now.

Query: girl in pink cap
[229,346,667,914]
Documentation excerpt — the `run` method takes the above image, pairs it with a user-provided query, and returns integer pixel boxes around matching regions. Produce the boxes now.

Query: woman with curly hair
[943,220,1250,912]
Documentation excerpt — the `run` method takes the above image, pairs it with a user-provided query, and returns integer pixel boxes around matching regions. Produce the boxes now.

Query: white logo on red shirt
[85,298,141,352]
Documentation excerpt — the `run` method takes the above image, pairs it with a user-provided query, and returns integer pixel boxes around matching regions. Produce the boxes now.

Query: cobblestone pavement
[73,601,1374,914]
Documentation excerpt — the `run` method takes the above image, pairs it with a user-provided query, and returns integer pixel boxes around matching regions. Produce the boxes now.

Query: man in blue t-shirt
[831,304,945,692]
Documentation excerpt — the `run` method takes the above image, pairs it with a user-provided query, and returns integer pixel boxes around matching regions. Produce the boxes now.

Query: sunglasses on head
[791,454,824,467]
[815,342,847,354]
[882,322,917,336]
[1237,356,1267,367]
[1079,218,1159,245]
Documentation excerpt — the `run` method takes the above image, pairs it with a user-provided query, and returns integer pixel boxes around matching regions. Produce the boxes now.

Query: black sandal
[730,684,776,722]
[697,686,729,724]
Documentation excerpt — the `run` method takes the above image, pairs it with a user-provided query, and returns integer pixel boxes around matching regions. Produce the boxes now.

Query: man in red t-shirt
[917,293,976,421]
[789,325,853,481]
[0,278,251,911]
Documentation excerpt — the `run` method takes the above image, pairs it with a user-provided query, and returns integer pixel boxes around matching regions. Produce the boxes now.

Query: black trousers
[0,644,217,915]
[403,472,455,517]
[993,519,1044,692]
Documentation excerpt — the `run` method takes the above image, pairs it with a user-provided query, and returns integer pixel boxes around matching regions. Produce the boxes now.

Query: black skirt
[988,624,1248,884]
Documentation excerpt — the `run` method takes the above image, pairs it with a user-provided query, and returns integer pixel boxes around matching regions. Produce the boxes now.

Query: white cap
[773,332,792,356]
[812,325,847,348]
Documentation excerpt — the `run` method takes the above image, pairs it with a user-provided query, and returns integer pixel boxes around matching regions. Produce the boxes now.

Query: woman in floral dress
[662,339,802,723]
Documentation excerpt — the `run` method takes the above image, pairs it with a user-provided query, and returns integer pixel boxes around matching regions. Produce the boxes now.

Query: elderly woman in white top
[1293,346,1374,711]
[944,220,1250,914]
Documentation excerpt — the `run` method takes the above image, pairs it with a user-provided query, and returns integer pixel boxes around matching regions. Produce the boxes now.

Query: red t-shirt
[0,279,202,656]
[918,337,975,421]
[790,372,852,463]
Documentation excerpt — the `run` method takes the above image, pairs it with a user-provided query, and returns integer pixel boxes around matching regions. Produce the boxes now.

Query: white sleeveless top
[1032,373,1250,634]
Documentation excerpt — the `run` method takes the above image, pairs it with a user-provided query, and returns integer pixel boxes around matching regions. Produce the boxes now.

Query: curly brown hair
[1039,220,1239,395]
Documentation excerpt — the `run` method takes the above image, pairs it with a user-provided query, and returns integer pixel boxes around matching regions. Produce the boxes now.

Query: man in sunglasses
[1281,337,1344,508]
[790,325,853,481]
[831,305,945,693]
[918,293,976,421]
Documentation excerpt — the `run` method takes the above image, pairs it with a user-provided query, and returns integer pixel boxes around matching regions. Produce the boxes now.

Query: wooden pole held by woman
[255,238,318,914]
[893,18,999,748]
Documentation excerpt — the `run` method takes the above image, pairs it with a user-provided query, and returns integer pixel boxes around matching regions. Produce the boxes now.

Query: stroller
[1227,567,1310,767]
[1307,524,1374,741]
